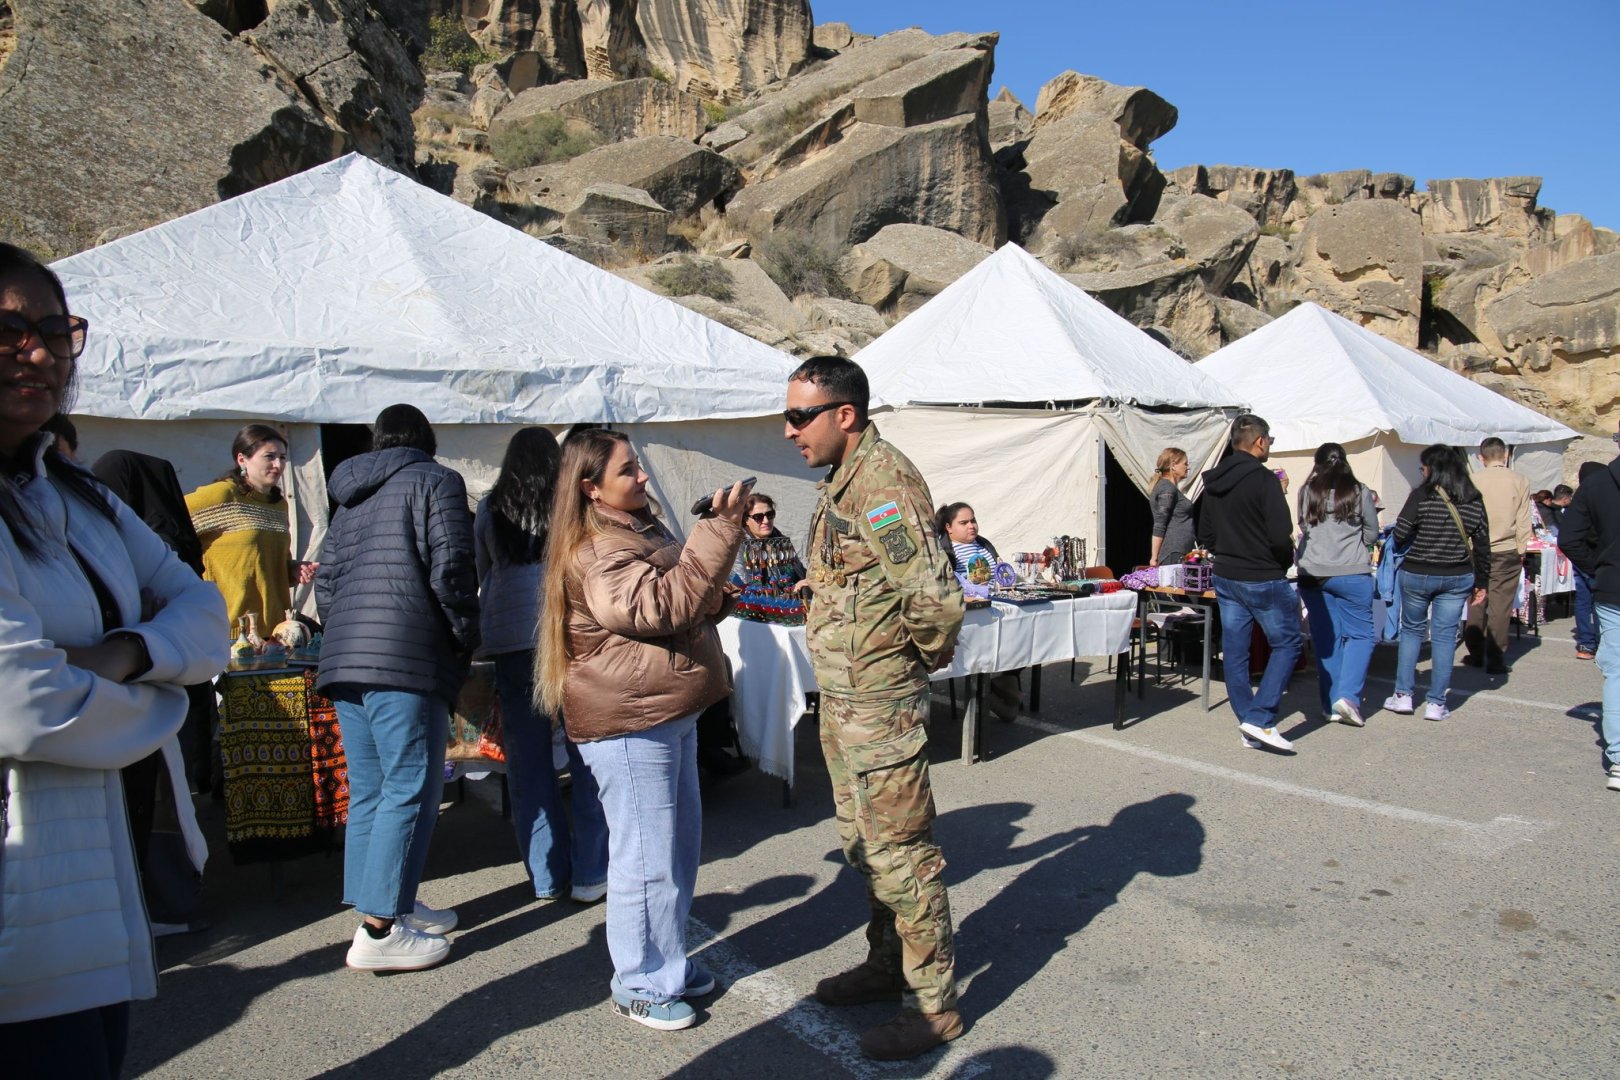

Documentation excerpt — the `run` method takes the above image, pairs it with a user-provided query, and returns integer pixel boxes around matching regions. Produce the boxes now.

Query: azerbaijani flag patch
[866,501,902,531]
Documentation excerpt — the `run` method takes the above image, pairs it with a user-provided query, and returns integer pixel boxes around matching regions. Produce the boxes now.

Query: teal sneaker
[611,975,697,1030]
[684,962,716,997]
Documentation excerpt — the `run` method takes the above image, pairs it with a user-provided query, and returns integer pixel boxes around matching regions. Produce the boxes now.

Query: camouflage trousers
[819,690,957,1013]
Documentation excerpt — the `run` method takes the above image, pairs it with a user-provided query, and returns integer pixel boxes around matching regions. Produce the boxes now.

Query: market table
[1138,586,1219,712]
[717,591,1138,787]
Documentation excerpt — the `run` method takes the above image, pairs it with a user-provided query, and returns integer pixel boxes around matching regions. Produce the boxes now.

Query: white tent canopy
[51,154,816,582]
[855,243,1245,560]
[1195,303,1578,515]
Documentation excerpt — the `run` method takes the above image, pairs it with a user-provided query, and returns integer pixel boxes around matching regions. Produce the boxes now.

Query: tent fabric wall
[872,407,1104,556]
[1092,405,1236,500]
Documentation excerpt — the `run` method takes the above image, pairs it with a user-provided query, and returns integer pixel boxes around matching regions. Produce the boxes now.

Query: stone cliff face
[4,3,1612,433]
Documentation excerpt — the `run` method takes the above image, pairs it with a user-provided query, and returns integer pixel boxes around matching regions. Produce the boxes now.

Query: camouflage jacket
[805,425,965,701]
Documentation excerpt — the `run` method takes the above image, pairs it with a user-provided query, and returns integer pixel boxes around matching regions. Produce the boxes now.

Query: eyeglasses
[783,401,853,429]
[0,312,89,361]
[749,512,776,523]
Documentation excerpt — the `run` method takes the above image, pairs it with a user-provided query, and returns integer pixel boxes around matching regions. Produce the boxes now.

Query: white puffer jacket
[0,440,228,1023]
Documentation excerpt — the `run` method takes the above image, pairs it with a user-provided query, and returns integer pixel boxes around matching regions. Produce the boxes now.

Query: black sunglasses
[783,401,854,429]
[0,312,89,361]
[749,511,776,522]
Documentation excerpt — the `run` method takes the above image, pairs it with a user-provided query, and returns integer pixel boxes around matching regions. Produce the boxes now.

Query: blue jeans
[1597,604,1620,765]
[333,688,449,919]
[1214,576,1303,728]
[1300,573,1377,714]
[575,713,702,1003]
[1574,570,1598,652]
[1394,570,1473,705]
[492,651,608,898]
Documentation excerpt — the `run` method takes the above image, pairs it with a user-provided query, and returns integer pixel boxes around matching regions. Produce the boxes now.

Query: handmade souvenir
[733,534,806,626]
[271,609,309,649]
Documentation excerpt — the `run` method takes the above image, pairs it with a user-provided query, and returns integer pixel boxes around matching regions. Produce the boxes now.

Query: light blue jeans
[333,688,449,919]
[1214,576,1303,728]
[1597,604,1620,765]
[575,712,702,1003]
[1300,573,1377,714]
[492,651,608,898]
[1394,570,1474,705]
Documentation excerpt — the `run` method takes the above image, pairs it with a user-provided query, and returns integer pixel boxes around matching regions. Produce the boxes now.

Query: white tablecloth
[1533,543,1577,597]
[717,591,1138,783]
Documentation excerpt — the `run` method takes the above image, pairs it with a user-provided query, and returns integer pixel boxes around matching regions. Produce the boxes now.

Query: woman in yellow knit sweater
[186,424,318,634]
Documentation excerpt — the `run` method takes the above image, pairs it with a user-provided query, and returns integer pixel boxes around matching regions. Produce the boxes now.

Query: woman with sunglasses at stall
[0,244,229,1077]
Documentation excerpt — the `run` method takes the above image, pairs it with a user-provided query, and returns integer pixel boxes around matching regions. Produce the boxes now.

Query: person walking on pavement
[1463,437,1531,675]
[1382,445,1490,722]
[1561,468,1602,661]
[316,404,480,973]
[1197,413,1302,753]
[786,356,966,1061]
[1555,452,1620,790]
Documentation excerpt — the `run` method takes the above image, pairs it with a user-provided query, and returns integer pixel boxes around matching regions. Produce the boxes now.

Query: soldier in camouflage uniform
[784,356,966,1061]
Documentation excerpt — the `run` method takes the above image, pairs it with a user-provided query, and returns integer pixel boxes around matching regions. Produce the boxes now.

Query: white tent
[1195,302,1579,520]
[855,243,1245,561]
[51,154,816,587]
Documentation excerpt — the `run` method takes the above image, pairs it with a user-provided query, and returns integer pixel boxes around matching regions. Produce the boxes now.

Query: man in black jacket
[316,404,480,971]
[1197,413,1301,752]
[1555,454,1620,791]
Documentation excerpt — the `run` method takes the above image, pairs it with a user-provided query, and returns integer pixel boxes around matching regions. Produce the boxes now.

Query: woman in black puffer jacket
[315,405,479,974]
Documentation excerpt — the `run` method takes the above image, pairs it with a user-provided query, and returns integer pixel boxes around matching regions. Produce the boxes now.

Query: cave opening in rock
[196,0,269,36]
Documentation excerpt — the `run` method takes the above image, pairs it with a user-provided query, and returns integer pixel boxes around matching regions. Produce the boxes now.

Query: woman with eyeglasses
[185,423,318,638]
[535,429,747,1031]
[0,244,229,1077]
[732,492,807,600]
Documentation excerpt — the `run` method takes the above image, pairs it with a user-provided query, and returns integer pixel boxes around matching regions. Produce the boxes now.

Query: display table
[717,591,1138,785]
[1138,586,1218,712]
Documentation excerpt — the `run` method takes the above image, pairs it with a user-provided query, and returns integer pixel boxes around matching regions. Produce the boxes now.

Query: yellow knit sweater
[185,480,292,635]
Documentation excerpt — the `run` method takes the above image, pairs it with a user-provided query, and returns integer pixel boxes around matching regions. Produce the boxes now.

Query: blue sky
[811,1,1619,230]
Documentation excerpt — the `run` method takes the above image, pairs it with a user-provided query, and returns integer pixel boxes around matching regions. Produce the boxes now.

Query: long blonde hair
[534,429,632,714]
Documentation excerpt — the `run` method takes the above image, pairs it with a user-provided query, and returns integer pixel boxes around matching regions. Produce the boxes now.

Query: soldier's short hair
[789,355,869,423]
[1230,413,1270,450]
[1479,436,1508,461]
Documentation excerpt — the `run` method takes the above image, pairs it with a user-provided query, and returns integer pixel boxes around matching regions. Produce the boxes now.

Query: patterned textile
[220,668,344,864]
[732,534,806,625]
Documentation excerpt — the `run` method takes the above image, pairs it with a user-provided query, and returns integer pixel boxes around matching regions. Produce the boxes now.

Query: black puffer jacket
[315,448,480,704]
[1560,456,1620,605]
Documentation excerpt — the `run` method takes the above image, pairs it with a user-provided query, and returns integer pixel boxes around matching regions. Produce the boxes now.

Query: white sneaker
[1331,698,1366,727]
[1241,731,1262,749]
[1607,764,1620,792]
[1238,722,1295,752]
[402,900,458,936]
[1424,701,1450,722]
[571,881,609,904]
[345,922,450,972]
[1383,693,1414,715]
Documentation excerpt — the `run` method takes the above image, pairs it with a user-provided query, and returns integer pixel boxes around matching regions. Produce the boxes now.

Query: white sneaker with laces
[346,922,450,972]
[1424,701,1450,722]
[402,900,458,936]
[1607,764,1620,792]
[1238,722,1295,752]
[1331,698,1366,727]
[1383,692,1414,715]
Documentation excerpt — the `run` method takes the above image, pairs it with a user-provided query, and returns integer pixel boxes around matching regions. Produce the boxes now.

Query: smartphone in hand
[690,477,757,517]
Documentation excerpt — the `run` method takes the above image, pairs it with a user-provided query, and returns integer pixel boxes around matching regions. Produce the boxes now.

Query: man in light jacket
[1464,437,1531,675]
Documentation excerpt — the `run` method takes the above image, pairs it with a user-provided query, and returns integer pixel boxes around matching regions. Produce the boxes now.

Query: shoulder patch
[880,526,917,564]
[866,501,902,532]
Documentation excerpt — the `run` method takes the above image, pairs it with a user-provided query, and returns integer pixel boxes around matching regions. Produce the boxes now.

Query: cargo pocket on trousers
[845,724,931,845]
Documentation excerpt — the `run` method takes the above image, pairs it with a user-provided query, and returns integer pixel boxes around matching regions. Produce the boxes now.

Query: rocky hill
[2,0,1613,434]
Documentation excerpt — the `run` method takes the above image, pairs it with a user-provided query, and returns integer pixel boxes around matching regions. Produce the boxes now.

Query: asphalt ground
[127,613,1617,1079]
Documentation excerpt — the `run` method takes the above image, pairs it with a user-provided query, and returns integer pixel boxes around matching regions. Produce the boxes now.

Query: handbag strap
[1435,487,1472,555]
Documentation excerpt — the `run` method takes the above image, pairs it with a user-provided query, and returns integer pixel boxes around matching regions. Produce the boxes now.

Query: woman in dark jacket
[1149,447,1196,568]
[1383,444,1490,722]
[315,404,479,974]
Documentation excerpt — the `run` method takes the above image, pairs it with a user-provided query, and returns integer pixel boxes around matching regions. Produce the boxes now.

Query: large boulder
[1284,200,1424,346]
[1067,262,1224,358]
[1151,194,1260,295]
[1419,177,1553,242]
[1483,252,1620,426]
[844,223,992,314]
[0,0,344,257]
[1032,70,1176,149]
[1166,164,1296,231]
[987,87,1032,152]
[812,21,871,52]
[512,135,741,216]
[636,0,813,103]
[1227,233,1291,311]
[724,113,1005,249]
[707,28,996,165]
[561,183,671,254]
[847,47,992,128]
[619,254,803,334]
[490,77,706,140]
[795,295,889,348]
